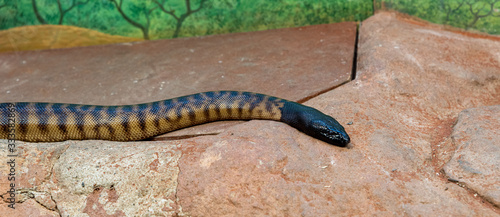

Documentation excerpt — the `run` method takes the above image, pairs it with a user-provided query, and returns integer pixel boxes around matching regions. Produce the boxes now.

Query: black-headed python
[0,91,350,147]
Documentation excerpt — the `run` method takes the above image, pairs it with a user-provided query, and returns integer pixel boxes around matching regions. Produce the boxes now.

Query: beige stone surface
[443,105,500,207]
[1,12,500,216]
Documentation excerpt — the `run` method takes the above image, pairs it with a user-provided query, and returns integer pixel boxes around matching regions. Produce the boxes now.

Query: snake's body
[0,91,350,146]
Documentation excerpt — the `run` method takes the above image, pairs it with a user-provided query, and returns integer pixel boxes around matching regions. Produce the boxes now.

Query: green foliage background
[1,0,498,40]
[0,0,373,40]
[380,0,500,35]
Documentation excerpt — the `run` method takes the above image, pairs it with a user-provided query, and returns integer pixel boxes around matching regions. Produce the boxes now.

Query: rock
[174,12,500,216]
[51,141,182,216]
[443,105,500,206]
[0,199,59,217]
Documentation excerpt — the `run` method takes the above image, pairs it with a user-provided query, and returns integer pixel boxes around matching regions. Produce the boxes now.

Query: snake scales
[0,91,350,147]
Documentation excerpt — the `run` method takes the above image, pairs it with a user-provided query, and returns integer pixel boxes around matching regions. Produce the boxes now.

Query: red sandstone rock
[175,12,500,216]
[444,105,500,207]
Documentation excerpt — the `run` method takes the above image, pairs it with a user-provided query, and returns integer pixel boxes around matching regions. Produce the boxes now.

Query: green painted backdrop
[0,0,373,40]
[377,0,500,35]
[1,0,498,52]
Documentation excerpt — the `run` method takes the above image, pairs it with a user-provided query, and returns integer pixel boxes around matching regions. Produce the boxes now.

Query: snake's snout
[311,118,350,147]
[281,103,351,147]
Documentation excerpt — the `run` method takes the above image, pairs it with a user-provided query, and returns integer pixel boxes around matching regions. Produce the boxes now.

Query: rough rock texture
[175,11,500,215]
[1,12,500,216]
[444,105,500,207]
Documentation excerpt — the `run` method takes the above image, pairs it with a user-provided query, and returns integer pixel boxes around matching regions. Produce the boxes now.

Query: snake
[0,91,350,147]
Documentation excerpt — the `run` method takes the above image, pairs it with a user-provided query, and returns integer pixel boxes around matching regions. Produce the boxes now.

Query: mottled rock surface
[444,105,500,207]
[1,12,500,216]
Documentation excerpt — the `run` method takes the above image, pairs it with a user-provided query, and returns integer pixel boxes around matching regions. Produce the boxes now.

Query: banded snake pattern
[0,91,350,147]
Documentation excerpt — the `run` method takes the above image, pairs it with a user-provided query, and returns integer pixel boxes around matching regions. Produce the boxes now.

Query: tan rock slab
[176,12,500,216]
[0,140,183,216]
[444,105,500,206]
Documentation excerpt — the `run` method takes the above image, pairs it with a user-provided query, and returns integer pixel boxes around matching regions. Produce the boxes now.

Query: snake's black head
[281,102,351,147]
[307,117,350,147]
